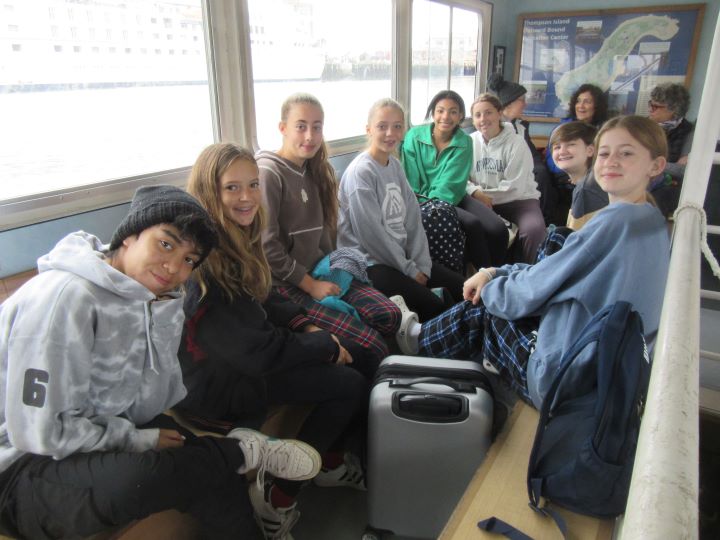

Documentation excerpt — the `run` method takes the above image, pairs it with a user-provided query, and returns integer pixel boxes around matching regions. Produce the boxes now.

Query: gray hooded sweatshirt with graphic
[0,232,187,473]
[338,152,432,279]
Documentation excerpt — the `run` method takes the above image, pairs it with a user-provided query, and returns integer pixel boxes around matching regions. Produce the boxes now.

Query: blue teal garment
[480,202,669,408]
[311,249,369,320]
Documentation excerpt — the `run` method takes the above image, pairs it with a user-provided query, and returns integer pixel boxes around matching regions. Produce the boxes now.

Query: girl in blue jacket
[393,116,671,409]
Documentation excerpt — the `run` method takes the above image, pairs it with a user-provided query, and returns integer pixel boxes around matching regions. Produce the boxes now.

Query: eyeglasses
[648,101,668,111]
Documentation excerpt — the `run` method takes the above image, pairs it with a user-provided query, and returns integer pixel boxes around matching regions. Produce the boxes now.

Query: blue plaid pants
[418,226,571,404]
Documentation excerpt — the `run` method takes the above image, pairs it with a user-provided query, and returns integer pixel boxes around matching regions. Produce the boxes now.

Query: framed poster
[514,5,705,122]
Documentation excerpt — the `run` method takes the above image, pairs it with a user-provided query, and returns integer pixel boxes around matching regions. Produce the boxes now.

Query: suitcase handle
[389,377,476,393]
[392,392,469,422]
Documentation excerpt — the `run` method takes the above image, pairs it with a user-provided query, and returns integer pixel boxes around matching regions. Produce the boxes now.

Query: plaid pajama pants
[275,279,401,364]
[418,226,571,404]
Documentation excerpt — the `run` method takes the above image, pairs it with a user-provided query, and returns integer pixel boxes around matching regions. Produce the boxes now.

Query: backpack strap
[477,517,534,540]
[528,478,569,537]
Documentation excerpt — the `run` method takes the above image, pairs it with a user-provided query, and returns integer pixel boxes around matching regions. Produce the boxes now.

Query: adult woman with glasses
[646,82,694,217]
[647,83,693,169]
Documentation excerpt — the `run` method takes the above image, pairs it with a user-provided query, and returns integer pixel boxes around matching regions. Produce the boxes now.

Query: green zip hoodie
[400,123,473,205]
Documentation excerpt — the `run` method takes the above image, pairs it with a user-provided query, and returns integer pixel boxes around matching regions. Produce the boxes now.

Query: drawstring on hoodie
[143,302,159,374]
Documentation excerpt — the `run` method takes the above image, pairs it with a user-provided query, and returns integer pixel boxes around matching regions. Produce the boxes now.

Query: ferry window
[410,0,482,125]
[247,0,392,149]
[449,6,478,110]
[411,1,450,125]
[0,0,213,203]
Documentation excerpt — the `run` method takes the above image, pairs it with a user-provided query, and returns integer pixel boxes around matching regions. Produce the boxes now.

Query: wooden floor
[440,404,615,540]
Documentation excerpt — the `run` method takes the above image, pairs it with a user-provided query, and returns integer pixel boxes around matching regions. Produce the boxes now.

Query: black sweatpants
[367,263,465,322]
[265,361,368,497]
[265,362,368,456]
[177,358,369,497]
[0,416,261,540]
[456,195,509,268]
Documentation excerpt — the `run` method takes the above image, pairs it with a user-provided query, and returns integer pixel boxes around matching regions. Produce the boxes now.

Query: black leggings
[0,416,261,540]
[456,195,509,268]
[266,362,368,496]
[178,359,368,498]
[367,263,465,322]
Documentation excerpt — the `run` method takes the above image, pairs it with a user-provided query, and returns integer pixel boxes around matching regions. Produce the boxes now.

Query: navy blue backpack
[479,302,652,538]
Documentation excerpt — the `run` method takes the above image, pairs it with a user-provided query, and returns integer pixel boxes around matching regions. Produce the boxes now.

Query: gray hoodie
[0,232,187,473]
[338,152,432,278]
[257,150,335,287]
[468,122,540,205]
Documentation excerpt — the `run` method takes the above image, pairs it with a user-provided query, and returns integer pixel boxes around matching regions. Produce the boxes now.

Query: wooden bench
[440,403,615,540]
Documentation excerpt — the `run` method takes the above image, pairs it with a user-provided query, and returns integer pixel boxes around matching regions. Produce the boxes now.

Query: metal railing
[619,12,720,540]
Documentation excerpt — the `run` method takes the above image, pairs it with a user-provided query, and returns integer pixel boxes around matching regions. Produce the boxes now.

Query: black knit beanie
[487,73,527,108]
[109,185,217,263]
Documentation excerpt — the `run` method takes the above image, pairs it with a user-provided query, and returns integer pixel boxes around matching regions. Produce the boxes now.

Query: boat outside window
[0,0,213,202]
[410,0,482,125]
[247,0,392,149]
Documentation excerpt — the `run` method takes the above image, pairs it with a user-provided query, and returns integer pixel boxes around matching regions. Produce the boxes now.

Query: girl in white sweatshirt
[469,93,546,263]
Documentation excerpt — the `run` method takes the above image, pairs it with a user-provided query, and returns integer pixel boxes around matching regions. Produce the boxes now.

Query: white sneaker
[313,453,366,491]
[227,428,321,489]
[389,295,419,355]
[249,482,299,540]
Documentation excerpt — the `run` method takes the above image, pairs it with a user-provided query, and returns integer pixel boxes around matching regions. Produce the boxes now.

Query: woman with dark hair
[567,83,609,127]
[546,83,609,223]
[401,89,508,270]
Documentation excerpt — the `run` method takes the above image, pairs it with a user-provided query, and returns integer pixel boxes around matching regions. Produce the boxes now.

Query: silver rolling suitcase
[366,355,494,539]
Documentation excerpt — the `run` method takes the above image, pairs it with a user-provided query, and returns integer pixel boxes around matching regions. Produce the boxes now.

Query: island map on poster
[516,7,702,120]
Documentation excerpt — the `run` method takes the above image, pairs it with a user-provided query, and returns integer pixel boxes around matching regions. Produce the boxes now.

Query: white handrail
[619,11,720,540]
[701,350,720,362]
[701,290,720,301]
[619,212,701,539]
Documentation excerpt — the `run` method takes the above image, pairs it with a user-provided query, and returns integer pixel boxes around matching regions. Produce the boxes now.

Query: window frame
[0,0,219,231]
[0,0,491,231]
[406,0,492,128]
